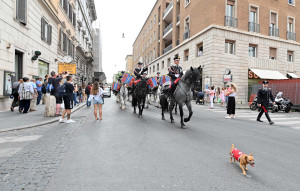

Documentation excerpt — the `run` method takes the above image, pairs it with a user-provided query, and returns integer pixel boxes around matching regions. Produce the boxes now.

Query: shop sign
[248,70,259,79]
[58,63,76,74]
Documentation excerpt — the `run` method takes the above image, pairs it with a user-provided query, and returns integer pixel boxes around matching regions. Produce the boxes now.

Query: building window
[269,12,278,37]
[184,49,189,61]
[154,15,156,24]
[225,40,235,54]
[150,67,152,74]
[153,48,156,59]
[41,18,52,45]
[157,63,159,71]
[287,17,296,40]
[288,17,294,32]
[151,21,153,29]
[38,61,49,78]
[162,61,165,69]
[249,44,257,57]
[185,0,190,7]
[287,51,294,62]
[153,65,155,73]
[197,43,203,57]
[154,31,156,40]
[288,0,295,6]
[167,58,171,67]
[249,6,259,32]
[16,0,27,25]
[226,0,235,17]
[269,47,277,60]
[63,32,67,52]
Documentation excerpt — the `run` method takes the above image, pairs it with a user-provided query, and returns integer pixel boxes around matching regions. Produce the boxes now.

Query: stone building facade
[0,0,60,110]
[125,55,134,74]
[132,0,300,104]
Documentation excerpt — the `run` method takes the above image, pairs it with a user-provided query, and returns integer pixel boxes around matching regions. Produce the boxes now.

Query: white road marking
[0,148,22,157]
[0,135,42,144]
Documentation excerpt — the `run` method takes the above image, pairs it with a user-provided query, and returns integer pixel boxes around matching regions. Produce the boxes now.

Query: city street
[0,97,299,190]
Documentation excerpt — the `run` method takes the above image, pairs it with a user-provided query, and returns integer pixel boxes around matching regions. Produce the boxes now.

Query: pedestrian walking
[18,77,34,114]
[209,86,215,109]
[36,77,43,105]
[220,87,225,106]
[226,84,237,119]
[41,75,49,104]
[30,79,38,111]
[85,83,92,107]
[225,85,231,109]
[11,78,23,111]
[73,83,79,106]
[257,81,275,125]
[60,76,77,123]
[88,81,104,120]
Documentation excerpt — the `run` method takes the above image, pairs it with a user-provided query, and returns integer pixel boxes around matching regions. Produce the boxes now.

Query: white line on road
[0,135,42,144]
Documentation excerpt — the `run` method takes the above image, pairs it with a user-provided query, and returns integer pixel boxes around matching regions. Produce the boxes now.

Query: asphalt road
[41,97,300,191]
[0,97,299,190]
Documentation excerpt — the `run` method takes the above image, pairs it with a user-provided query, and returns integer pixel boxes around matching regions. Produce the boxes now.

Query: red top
[231,148,244,161]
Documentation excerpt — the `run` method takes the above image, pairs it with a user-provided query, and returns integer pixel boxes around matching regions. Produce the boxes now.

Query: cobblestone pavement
[0,107,90,191]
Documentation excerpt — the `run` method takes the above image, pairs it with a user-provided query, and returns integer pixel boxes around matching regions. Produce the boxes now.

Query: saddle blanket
[231,148,244,161]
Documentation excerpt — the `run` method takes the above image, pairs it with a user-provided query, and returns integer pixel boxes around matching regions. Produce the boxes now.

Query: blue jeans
[37,91,42,105]
[86,94,91,107]
[73,93,79,106]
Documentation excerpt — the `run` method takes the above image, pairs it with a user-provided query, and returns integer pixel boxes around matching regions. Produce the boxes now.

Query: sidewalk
[0,103,85,133]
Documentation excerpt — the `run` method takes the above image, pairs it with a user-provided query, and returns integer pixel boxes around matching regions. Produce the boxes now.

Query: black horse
[132,78,149,118]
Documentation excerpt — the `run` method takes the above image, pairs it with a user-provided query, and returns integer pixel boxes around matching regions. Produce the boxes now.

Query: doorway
[15,50,23,80]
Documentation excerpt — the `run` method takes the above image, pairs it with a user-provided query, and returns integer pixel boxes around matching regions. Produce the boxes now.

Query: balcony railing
[177,14,180,23]
[163,44,172,54]
[163,22,173,36]
[163,1,173,18]
[224,16,238,28]
[287,31,296,41]
[269,27,279,37]
[249,22,260,33]
[183,30,190,41]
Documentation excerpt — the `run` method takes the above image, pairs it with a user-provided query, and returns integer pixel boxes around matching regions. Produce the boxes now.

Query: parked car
[103,88,111,98]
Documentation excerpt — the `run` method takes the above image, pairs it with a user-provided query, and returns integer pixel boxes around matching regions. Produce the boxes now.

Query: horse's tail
[160,95,168,112]
[132,94,137,107]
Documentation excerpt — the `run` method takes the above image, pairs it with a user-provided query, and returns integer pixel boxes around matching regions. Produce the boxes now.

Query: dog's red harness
[231,148,244,161]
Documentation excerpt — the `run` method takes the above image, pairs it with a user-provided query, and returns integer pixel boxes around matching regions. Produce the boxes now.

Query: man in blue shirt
[36,77,43,105]
[30,79,38,111]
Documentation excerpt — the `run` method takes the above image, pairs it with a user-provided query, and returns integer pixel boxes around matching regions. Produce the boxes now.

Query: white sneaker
[59,118,65,123]
[232,116,236,119]
[225,116,231,119]
[66,119,75,123]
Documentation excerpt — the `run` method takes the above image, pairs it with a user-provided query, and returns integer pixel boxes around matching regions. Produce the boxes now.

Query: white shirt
[88,88,104,101]
[18,82,34,100]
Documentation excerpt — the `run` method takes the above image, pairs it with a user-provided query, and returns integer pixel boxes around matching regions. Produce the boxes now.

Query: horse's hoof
[133,111,136,114]
[162,117,165,120]
[184,118,189,123]
[171,120,175,123]
[138,115,142,118]
[181,125,187,129]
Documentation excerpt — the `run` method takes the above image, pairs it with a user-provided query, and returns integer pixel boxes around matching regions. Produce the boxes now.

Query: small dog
[230,144,255,175]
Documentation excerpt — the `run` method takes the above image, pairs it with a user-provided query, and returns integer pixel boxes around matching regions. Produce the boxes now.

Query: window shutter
[58,28,62,48]
[69,4,73,20]
[64,0,68,13]
[17,0,27,25]
[41,18,45,40]
[63,33,67,52]
[73,12,76,27]
[47,25,52,45]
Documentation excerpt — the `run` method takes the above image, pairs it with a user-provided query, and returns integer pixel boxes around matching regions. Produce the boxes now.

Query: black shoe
[257,119,263,122]
[269,121,274,125]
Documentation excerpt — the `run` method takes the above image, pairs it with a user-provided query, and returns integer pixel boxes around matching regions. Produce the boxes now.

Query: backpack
[58,83,67,98]
[41,83,47,94]
[46,82,54,94]
[12,83,20,94]
[21,83,33,100]
[85,86,90,94]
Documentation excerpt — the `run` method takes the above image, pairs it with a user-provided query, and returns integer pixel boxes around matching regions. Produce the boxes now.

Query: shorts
[55,93,63,104]
[93,98,103,105]
[63,97,73,109]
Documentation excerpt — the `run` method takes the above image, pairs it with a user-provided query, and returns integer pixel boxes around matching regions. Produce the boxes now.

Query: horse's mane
[181,68,192,82]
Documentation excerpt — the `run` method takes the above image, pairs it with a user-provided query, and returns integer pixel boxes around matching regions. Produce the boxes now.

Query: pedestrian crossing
[202,107,300,130]
[0,135,42,159]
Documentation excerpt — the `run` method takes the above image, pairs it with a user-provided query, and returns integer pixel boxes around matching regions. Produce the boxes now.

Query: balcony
[224,16,238,28]
[287,31,296,41]
[249,22,260,33]
[183,30,190,41]
[269,27,279,37]
[163,22,173,40]
[177,14,180,24]
[163,44,172,54]
[163,1,173,22]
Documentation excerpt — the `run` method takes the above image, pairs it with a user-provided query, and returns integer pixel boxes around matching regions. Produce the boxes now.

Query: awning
[250,69,288,80]
[287,73,299,79]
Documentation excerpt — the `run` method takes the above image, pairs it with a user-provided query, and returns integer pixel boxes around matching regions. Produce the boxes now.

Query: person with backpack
[85,83,92,107]
[59,76,78,123]
[18,77,34,114]
[36,77,43,105]
[11,78,23,112]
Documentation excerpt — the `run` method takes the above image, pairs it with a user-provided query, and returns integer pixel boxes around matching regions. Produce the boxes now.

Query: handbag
[21,84,33,100]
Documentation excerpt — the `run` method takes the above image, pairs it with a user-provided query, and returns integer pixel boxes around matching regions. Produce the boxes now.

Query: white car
[103,88,111,98]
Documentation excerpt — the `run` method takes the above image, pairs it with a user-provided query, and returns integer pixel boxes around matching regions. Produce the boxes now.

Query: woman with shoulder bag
[226,84,237,119]
[18,77,34,114]
[88,82,104,120]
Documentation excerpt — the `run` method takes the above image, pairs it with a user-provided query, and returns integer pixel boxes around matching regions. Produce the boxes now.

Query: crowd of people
[10,70,106,123]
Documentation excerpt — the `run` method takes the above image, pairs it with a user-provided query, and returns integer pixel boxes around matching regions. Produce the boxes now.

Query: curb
[0,103,86,133]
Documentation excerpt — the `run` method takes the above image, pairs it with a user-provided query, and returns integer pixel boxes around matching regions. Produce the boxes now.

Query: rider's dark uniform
[118,72,124,82]
[168,56,183,95]
[257,81,275,125]
[134,63,148,81]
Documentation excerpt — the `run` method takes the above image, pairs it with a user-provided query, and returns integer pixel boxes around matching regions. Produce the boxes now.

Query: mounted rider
[156,72,161,85]
[168,55,183,97]
[134,62,148,82]
[118,71,125,82]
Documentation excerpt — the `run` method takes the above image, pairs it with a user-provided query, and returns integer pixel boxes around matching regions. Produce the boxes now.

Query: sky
[94,0,157,83]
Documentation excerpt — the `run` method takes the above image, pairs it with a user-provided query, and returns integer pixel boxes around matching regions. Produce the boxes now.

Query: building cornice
[41,0,60,23]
